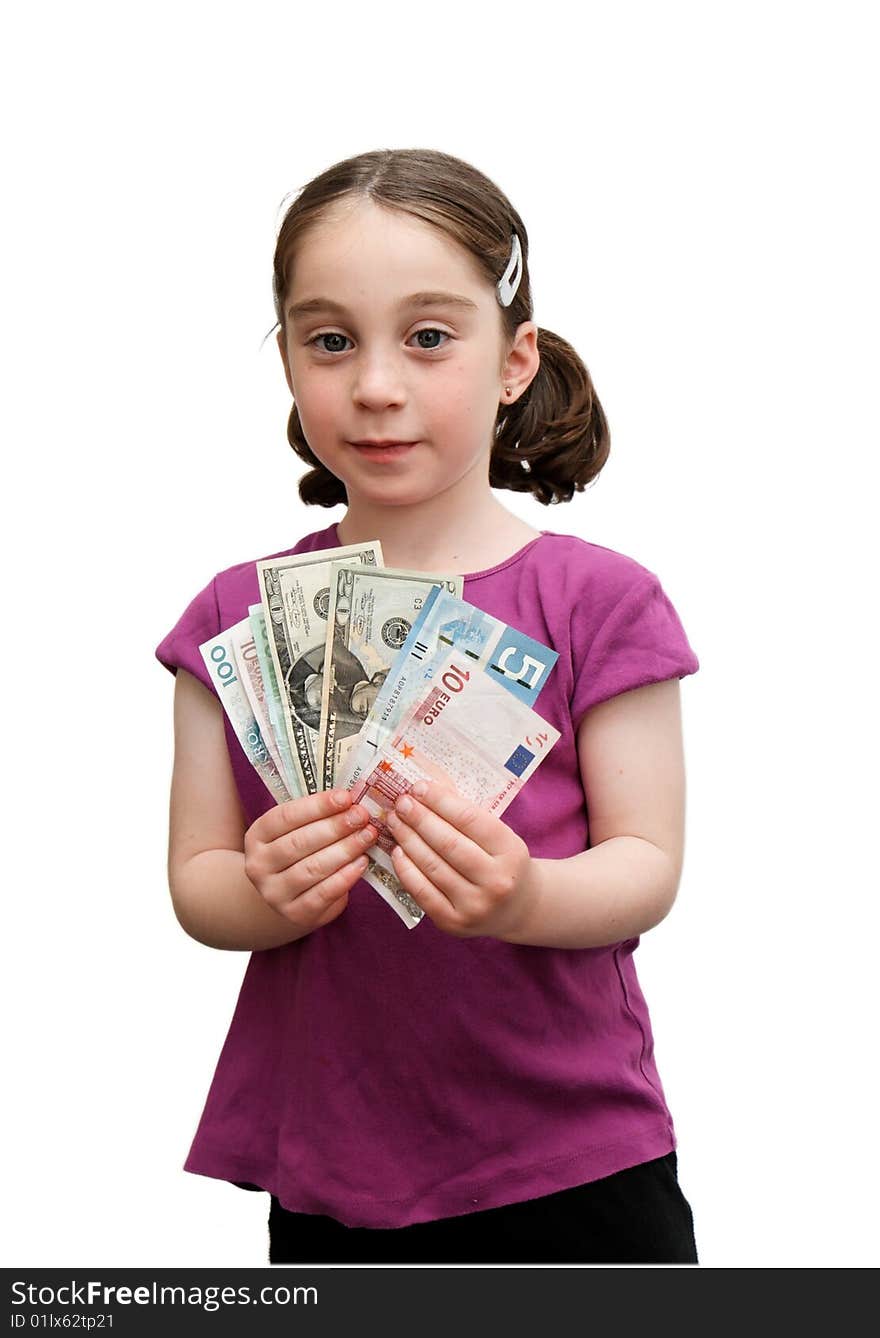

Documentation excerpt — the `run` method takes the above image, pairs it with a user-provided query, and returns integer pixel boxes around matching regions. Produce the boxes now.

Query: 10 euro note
[348,646,561,928]
[199,621,292,805]
[318,564,464,793]
[338,585,559,793]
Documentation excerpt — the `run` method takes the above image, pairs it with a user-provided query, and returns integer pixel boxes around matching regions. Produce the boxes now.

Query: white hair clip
[496,232,522,307]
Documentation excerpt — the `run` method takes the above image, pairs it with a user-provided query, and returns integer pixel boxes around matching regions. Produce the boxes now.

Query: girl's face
[277,199,536,512]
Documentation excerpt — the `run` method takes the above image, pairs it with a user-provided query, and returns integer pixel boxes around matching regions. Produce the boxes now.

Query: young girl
[156,148,700,1265]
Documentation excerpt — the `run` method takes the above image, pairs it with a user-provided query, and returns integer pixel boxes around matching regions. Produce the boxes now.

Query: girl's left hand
[385,779,538,939]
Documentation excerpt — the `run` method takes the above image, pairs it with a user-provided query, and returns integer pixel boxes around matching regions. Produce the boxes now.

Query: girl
[156,148,700,1265]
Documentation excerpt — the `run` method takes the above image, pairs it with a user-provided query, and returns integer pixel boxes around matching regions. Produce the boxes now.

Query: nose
[351,347,407,409]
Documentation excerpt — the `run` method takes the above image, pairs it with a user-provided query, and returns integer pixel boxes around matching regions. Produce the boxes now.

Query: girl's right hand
[243,789,377,933]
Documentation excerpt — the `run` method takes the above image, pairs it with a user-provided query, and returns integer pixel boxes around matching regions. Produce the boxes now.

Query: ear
[276,328,294,397]
[502,321,540,398]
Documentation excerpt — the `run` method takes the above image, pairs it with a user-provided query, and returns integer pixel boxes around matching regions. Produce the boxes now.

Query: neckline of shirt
[330,524,551,581]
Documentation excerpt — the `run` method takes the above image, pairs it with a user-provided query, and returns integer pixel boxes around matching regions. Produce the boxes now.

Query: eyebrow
[287,290,480,321]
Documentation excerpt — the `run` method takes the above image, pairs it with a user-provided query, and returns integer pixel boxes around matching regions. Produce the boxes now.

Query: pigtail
[285,407,348,507]
[490,329,609,504]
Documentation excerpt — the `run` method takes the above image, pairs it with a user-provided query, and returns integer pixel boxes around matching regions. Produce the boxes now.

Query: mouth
[350,440,418,460]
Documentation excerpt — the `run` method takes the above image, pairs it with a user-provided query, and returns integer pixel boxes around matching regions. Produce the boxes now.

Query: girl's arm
[168,669,377,950]
[167,668,314,950]
[504,678,687,948]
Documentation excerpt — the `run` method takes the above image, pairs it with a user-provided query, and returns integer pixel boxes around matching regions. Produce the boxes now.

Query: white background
[2,0,876,1269]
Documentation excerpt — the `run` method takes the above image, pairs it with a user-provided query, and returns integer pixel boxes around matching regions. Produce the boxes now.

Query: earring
[503,385,530,468]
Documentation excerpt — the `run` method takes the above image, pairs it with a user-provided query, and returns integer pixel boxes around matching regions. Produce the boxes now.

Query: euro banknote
[347,645,561,928]
[337,586,559,792]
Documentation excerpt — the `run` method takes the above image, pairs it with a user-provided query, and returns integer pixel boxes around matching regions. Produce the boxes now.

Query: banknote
[248,603,300,798]
[230,617,291,794]
[257,542,383,796]
[318,565,464,793]
[348,646,561,928]
[338,587,558,791]
[199,623,292,805]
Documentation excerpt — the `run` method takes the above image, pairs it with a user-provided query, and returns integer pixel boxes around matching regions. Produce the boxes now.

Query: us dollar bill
[256,543,383,796]
[199,622,292,804]
[318,565,464,792]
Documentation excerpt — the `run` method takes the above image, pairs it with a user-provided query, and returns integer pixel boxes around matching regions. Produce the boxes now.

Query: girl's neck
[334,496,541,576]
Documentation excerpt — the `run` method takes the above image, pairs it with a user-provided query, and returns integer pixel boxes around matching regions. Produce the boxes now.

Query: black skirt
[263,1151,699,1264]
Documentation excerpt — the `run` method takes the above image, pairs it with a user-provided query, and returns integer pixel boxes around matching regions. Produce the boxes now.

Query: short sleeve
[570,573,699,728]
[154,574,221,695]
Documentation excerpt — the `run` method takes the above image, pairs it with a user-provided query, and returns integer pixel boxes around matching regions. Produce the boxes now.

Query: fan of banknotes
[199,541,561,928]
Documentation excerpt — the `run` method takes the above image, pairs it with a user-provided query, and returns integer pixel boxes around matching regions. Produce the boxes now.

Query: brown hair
[270,148,610,508]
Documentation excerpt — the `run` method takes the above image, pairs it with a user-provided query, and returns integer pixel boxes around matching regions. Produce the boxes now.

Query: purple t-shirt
[156,521,699,1228]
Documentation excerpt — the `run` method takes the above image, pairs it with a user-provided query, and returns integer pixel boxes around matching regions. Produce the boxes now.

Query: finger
[279,850,369,915]
[388,784,502,882]
[386,811,473,904]
[261,798,372,876]
[265,824,377,904]
[390,843,468,933]
[403,781,511,857]
[279,851,371,924]
[254,788,353,844]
